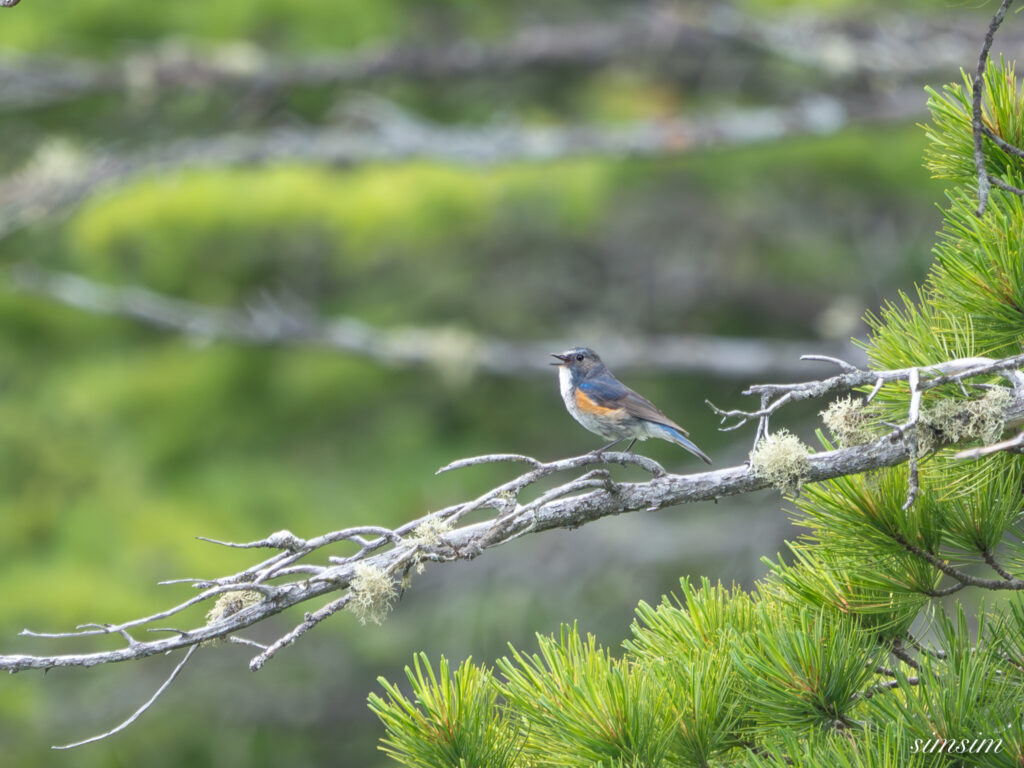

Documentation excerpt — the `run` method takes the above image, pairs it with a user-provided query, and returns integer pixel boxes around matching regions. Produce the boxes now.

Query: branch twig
[981,548,1019,582]
[52,645,199,750]
[711,355,1024,428]
[972,0,1015,216]
[954,431,1024,459]
[900,367,922,510]
[890,638,921,670]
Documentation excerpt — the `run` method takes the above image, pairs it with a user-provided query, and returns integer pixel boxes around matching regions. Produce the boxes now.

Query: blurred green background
[0,0,993,765]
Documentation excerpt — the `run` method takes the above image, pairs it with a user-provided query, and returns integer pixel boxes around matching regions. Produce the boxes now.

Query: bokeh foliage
[0,1,983,767]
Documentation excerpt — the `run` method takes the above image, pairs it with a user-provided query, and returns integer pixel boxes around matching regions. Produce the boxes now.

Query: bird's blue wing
[577,374,630,405]
[580,373,689,435]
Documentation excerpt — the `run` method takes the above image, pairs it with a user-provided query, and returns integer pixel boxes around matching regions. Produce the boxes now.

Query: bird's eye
[575,354,585,362]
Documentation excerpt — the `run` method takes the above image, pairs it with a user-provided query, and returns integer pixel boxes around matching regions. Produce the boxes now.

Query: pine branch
[860,676,919,700]
[889,638,921,670]
[892,532,1024,591]
[980,548,1018,582]
[905,633,947,660]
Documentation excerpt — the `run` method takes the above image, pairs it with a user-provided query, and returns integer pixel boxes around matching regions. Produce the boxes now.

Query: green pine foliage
[498,624,679,768]
[369,654,522,768]
[743,727,937,768]
[370,61,1024,767]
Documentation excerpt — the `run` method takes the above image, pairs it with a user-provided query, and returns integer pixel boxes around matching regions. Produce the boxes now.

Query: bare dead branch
[710,355,1024,434]
[0,445,914,671]
[800,354,860,373]
[9,264,865,379]
[250,595,351,671]
[712,354,1024,502]
[0,351,1019,746]
[0,450,836,660]
[227,636,269,652]
[2,353,1022,676]
[437,454,544,473]
[865,376,886,404]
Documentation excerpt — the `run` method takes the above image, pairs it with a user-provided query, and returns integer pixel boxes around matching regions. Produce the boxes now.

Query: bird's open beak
[551,353,569,366]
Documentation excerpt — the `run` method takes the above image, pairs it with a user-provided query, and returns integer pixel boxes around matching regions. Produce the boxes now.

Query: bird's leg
[623,438,637,453]
[593,437,625,456]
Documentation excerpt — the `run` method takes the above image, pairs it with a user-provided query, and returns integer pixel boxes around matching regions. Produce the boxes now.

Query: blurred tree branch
[0,8,1010,110]
[2,353,1023,747]
[10,263,864,378]
[0,90,921,242]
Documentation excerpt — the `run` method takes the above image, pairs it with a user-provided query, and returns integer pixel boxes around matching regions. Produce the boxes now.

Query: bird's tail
[659,425,712,464]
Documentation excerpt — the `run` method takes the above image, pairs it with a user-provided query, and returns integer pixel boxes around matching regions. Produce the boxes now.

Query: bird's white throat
[557,365,576,410]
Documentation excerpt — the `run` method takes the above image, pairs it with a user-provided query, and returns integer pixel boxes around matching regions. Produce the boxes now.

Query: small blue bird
[552,347,711,464]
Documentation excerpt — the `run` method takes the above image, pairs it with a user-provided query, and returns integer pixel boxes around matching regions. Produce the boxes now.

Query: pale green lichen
[206,589,264,623]
[920,387,1010,452]
[404,515,455,579]
[203,589,265,646]
[750,430,812,496]
[349,563,397,626]
[820,395,874,447]
[406,515,453,549]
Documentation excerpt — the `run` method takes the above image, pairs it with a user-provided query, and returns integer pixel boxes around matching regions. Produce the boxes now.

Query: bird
[551,347,711,464]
